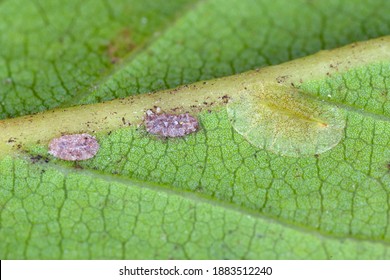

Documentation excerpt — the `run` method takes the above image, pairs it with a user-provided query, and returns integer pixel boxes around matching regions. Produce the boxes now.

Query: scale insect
[144,109,199,138]
[226,84,346,157]
[48,133,99,161]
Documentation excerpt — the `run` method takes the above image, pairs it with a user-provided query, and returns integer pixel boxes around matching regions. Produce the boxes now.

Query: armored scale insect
[48,133,99,161]
[144,109,199,138]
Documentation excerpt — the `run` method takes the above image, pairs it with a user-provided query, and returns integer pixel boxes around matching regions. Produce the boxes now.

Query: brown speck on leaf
[276,75,291,83]
[221,95,230,104]
[171,107,180,112]
[30,155,50,164]
[121,117,131,126]
[170,88,180,94]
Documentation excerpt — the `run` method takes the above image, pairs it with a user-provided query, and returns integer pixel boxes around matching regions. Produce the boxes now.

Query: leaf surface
[1,0,390,259]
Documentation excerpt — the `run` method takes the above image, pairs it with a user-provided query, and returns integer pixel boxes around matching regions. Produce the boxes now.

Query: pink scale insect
[144,108,199,138]
[48,133,99,161]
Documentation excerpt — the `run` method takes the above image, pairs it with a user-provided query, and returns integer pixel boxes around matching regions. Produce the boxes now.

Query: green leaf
[1,0,390,259]
[0,0,195,118]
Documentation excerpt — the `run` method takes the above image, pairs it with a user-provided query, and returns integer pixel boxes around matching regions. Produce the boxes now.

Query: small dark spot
[30,155,50,164]
[30,155,42,163]
[7,137,16,143]
[171,107,180,112]
[314,154,320,159]
[121,117,131,126]
[221,95,230,104]
[276,75,291,83]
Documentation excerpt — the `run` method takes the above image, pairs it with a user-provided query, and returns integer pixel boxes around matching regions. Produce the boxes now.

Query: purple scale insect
[144,109,199,138]
[48,133,99,161]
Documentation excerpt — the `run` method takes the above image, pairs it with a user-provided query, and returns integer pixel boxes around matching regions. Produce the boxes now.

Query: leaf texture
[1,0,390,259]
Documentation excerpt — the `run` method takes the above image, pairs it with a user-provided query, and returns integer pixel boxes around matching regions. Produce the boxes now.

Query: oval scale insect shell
[227,84,346,157]
[145,110,199,138]
[48,133,99,161]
